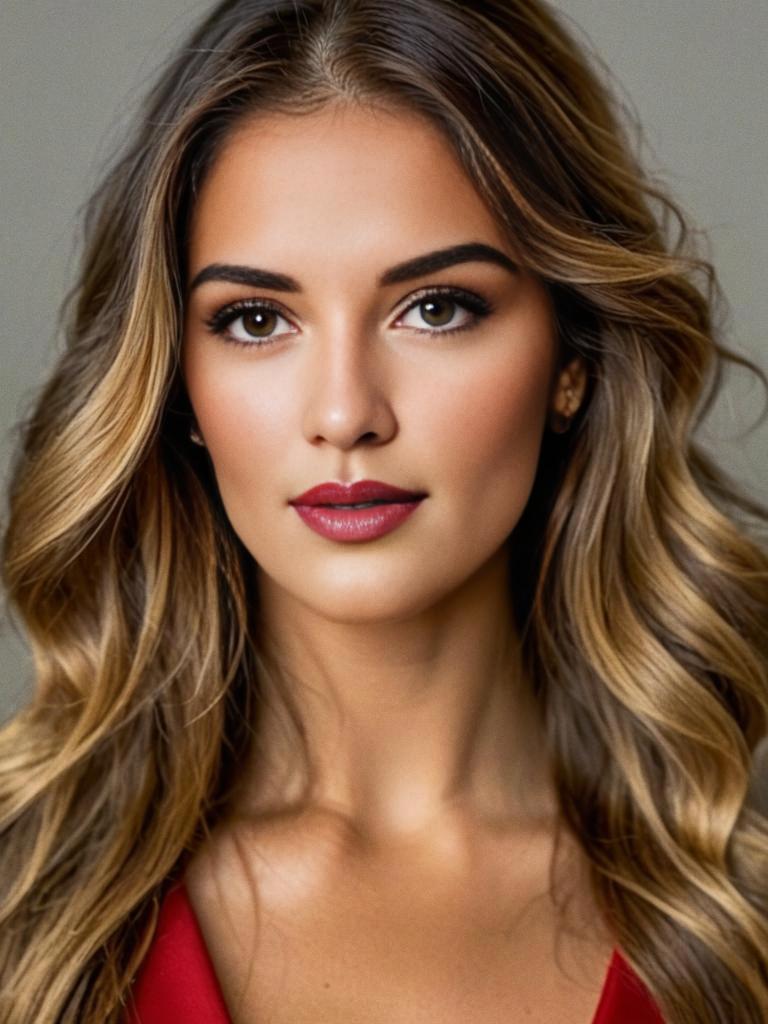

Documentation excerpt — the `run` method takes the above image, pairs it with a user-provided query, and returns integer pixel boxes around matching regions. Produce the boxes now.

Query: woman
[1,1,766,1021]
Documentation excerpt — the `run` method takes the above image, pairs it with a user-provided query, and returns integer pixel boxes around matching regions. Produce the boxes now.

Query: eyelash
[203,285,494,349]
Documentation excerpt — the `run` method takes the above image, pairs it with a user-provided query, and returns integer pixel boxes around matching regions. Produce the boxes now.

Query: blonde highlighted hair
[2,1,767,1020]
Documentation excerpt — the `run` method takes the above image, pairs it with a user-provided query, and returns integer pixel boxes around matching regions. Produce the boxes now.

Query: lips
[289,479,427,507]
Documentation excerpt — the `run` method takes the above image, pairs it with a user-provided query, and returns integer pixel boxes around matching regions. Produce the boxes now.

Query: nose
[300,323,397,451]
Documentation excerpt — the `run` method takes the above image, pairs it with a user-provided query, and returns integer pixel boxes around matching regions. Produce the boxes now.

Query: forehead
[186,102,512,271]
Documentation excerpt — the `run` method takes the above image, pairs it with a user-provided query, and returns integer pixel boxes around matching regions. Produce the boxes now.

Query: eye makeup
[202,284,495,349]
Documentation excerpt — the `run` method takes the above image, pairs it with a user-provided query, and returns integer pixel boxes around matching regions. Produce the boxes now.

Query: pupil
[422,298,453,327]
[243,310,275,336]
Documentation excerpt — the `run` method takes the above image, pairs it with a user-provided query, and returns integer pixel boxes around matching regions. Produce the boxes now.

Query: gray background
[2,2,767,751]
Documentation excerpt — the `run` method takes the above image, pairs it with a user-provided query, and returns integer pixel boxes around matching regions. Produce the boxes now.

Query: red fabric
[591,949,665,1024]
[125,883,229,1024]
[126,882,665,1023]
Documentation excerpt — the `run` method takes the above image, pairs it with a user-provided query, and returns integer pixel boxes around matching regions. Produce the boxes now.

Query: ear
[548,355,587,433]
[550,355,587,416]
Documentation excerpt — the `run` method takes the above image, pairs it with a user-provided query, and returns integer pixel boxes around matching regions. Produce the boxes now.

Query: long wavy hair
[1,1,767,1021]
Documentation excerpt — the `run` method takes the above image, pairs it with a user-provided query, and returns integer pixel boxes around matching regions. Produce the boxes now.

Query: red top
[125,883,665,1023]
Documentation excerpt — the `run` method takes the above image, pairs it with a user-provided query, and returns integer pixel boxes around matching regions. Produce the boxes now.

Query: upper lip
[290,480,427,506]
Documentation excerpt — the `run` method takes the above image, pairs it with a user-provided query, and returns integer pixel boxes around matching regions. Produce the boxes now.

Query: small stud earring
[189,424,205,446]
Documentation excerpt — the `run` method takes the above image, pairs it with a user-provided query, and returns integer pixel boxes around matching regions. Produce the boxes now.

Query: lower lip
[291,500,425,542]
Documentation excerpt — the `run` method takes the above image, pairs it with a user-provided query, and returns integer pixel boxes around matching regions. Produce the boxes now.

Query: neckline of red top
[125,881,665,1023]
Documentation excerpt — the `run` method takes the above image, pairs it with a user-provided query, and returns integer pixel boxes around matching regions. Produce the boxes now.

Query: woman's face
[182,103,573,623]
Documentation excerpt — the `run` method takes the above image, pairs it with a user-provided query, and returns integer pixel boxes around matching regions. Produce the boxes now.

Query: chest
[185,824,614,1024]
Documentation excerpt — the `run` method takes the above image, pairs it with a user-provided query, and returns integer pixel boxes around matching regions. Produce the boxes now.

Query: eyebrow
[188,242,519,294]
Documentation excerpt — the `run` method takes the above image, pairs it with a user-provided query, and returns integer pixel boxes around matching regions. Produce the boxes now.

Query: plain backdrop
[1,2,767,736]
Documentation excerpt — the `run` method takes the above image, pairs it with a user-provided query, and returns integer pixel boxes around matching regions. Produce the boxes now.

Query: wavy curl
[1,1,767,1020]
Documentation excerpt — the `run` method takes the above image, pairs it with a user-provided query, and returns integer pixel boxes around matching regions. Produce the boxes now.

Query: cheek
[184,350,293,501]
[422,346,552,514]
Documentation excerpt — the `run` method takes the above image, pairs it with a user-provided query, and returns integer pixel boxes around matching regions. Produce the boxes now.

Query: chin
[259,563,458,626]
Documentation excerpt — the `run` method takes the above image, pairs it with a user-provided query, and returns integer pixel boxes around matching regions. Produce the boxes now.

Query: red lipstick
[289,479,427,542]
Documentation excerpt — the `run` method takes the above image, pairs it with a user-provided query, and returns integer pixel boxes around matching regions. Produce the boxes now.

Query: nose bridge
[302,308,394,448]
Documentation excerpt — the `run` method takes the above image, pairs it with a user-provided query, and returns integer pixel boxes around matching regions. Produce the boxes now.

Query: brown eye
[241,309,279,337]
[419,297,455,327]
[396,288,489,335]
[205,302,297,346]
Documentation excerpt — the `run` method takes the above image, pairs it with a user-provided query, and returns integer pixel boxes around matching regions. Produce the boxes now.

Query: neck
[240,550,557,843]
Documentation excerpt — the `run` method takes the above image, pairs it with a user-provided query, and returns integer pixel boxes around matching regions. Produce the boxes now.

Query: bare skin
[182,101,608,1022]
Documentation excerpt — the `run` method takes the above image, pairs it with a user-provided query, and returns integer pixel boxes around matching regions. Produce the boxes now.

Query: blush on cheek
[186,351,286,456]
[434,362,551,549]
[449,356,551,465]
